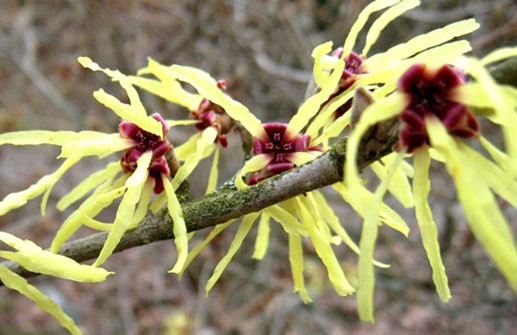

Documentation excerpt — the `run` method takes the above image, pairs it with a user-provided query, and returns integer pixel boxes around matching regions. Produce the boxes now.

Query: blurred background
[0,0,516,334]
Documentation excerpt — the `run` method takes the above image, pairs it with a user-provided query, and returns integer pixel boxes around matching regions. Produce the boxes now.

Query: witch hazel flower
[247,122,321,185]
[0,56,210,273]
[345,50,517,321]
[307,0,480,149]
[300,0,480,217]
[119,113,175,194]
[190,79,236,148]
[126,59,239,194]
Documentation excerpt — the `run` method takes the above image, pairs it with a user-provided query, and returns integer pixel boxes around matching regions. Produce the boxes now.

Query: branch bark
[1,57,516,283]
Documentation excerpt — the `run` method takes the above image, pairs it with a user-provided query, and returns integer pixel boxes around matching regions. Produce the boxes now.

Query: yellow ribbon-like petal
[94,151,152,267]
[163,175,188,274]
[179,220,234,277]
[0,265,82,335]
[57,162,121,211]
[294,197,355,296]
[362,0,420,56]
[288,52,345,135]
[0,156,80,216]
[311,41,335,88]
[481,46,517,65]
[0,232,112,282]
[263,204,308,237]
[169,65,264,138]
[92,88,163,137]
[366,19,479,70]
[235,154,273,190]
[343,0,401,57]
[252,213,271,260]
[51,180,126,253]
[136,58,203,110]
[205,213,260,294]
[172,127,217,189]
[427,117,517,292]
[356,150,404,322]
[288,233,313,303]
[371,154,414,208]
[413,150,451,301]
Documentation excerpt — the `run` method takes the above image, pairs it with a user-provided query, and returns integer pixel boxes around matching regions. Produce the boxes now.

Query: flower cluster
[345,52,517,320]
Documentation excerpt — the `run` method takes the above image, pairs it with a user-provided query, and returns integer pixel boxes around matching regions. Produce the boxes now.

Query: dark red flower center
[321,48,367,119]
[119,113,172,193]
[190,79,235,148]
[397,64,479,153]
[248,122,317,185]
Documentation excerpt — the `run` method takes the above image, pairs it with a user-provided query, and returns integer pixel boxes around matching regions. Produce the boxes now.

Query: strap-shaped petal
[205,213,260,293]
[288,233,313,303]
[312,190,389,268]
[481,46,517,65]
[164,175,188,274]
[356,150,404,322]
[288,53,345,135]
[0,232,112,282]
[205,146,220,194]
[57,162,121,211]
[134,58,203,110]
[172,127,217,189]
[363,0,420,56]
[0,156,80,216]
[306,89,354,139]
[0,265,82,335]
[179,220,235,277]
[460,141,517,227]
[371,153,414,208]
[59,135,133,158]
[311,41,335,88]
[413,150,451,301]
[264,204,308,237]
[169,65,264,138]
[365,19,479,70]
[93,88,163,136]
[295,197,355,296]
[252,213,271,260]
[343,0,402,57]
[0,130,116,146]
[51,178,127,253]
[94,151,152,267]
[427,117,517,292]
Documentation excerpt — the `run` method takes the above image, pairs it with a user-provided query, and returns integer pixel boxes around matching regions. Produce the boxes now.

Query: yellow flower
[308,0,479,147]
[346,49,517,321]
[0,57,220,273]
